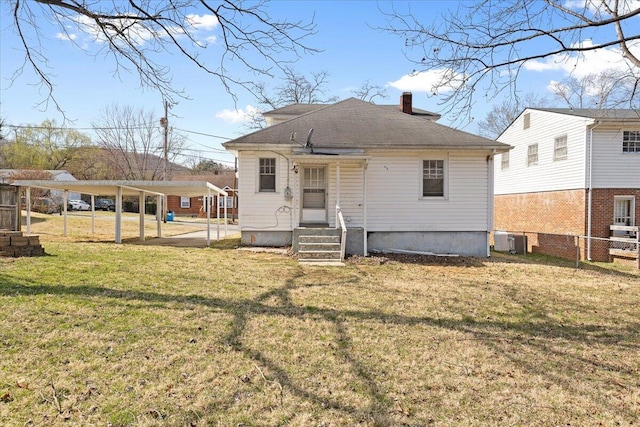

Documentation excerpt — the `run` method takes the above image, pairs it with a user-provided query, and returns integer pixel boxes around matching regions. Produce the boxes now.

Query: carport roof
[12,180,227,197]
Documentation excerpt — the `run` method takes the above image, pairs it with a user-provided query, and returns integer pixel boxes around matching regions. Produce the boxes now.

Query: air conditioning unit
[512,235,528,254]
[494,231,509,251]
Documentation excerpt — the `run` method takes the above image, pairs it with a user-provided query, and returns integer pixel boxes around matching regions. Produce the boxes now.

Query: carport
[13,180,228,246]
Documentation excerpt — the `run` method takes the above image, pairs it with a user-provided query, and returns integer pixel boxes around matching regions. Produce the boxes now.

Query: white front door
[301,166,327,223]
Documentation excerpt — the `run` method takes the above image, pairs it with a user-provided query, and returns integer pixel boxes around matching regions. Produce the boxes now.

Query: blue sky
[1,1,638,167]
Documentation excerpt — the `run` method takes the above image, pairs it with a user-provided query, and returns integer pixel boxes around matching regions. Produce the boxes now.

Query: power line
[172,127,233,140]
[6,123,236,142]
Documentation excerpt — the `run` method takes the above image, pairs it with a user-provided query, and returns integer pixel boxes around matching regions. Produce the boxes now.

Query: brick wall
[167,192,238,219]
[590,188,640,262]
[495,189,587,234]
[495,188,640,262]
[494,189,587,260]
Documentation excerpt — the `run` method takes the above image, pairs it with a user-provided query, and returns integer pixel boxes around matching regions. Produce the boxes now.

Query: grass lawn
[1,215,639,426]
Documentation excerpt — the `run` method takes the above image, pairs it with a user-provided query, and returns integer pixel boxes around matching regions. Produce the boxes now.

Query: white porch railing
[335,204,347,262]
[609,225,640,267]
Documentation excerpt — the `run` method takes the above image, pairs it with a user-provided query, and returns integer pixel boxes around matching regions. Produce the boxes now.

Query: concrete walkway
[135,224,240,248]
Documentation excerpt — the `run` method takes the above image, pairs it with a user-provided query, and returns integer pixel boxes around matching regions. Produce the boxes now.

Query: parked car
[68,199,91,211]
[96,199,115,211]
[31,197,61,214]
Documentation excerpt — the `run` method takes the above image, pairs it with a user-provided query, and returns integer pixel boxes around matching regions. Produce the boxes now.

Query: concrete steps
[295,228,343,265]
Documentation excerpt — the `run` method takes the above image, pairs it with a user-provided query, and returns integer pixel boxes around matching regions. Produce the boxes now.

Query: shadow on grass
[1,269,639,423]
[20,215,50,224]
[486,250,640,279]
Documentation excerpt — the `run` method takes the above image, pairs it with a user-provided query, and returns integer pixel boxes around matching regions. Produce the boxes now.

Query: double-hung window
[180,196,190,208]
[501,151,510,170]
[218,196,235,208]
[614,196,634,226]
[623,131,640,153]
[554,135,568,161]
[527,144,538,166]
[422,159,445,197]
[259,158,276,192]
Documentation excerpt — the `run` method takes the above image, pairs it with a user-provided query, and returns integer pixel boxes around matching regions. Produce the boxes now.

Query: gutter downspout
[487,149,496,257]
[586,120,601,261]
[363,159,369,256]
[336,161,341,225]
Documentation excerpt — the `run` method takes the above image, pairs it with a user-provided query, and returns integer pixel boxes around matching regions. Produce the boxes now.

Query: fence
[495,228,640,268]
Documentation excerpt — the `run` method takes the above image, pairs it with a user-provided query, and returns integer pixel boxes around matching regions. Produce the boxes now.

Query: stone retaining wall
[0,231,45,257]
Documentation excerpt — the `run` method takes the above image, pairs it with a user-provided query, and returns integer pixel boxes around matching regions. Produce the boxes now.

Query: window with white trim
[623,131,640,153]
[554,135,568,161]
[218,196,235,208]
[422,159,445,197]
[180,197,190,208]
[614,196,634,226]
[523,112,531,129]
[501,151,510,170]
[527,144,538,166]
[259,158,276,192]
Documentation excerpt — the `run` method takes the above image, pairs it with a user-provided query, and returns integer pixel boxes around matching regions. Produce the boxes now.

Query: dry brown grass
[21,211,213,243]
[0,218,638,426]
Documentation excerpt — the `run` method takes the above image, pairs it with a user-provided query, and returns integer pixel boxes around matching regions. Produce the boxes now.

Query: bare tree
[549,68,640,109]
[65,147,120,180]
[255,68,339,108]
[7,0,318,114]
[382,1,640,120]
[351,80,388,103]
[246,67,339,129]
[477,93,550,138]
[93,104,186,180]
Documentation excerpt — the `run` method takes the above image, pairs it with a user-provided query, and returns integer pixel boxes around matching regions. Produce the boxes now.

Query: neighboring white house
[494,108,640,262]
[223,94,510,257]
[0,169,80,201]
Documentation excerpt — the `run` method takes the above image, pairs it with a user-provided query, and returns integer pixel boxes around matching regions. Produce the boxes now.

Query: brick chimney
[400,92,412,115]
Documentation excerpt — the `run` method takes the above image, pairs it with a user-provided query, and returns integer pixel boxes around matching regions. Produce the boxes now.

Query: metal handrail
[335,204,347,262]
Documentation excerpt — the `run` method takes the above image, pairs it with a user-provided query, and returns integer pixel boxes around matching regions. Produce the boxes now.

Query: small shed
[0,184,20,231]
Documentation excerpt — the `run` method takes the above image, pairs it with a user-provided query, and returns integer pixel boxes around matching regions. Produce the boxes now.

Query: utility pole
[160,100,169,223]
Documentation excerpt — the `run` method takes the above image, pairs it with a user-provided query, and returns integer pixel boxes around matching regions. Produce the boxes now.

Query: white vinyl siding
[238,152,292,230]
[495,109,588,195]
[326,165,364,228]
[366,151,489,231]
[591,128,640,188]
[238,149,491,233]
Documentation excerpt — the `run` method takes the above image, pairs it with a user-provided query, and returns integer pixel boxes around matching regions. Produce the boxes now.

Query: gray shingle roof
[263,102,440,121]
[531,108,640,120]
[262,104,326,117]
[225,98,507,150]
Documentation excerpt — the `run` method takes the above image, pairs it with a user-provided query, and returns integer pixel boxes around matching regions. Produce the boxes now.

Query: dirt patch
[347,252,484,267]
